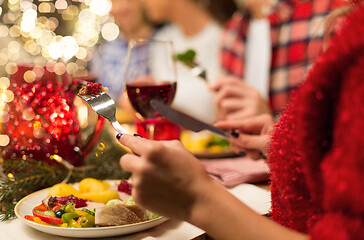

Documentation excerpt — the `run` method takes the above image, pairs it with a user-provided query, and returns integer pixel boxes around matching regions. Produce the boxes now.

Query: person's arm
[305,55,364,239]
[190,178,308,240]
[118,134,308,240]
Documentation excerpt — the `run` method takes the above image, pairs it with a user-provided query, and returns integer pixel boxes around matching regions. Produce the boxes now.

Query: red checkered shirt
[220,0,345,117]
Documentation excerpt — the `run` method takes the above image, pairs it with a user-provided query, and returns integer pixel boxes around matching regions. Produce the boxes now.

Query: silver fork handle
[191,65,206,81]
[111,120,130,135]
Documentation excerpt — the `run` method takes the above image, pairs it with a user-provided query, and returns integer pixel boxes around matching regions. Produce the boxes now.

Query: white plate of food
[14,180,168,238]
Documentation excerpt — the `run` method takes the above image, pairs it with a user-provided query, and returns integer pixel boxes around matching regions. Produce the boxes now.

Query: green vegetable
[37,210,57,218]
[124,196,136,206]
[205,135,230,148]
[106,199,124,207]
[67,219,81,228]
[77,214,95,228]
[175,49,196,65]
[146,210,159,220]
[61,212,79,223]
[81,208,95,216]
[64,202,76,213]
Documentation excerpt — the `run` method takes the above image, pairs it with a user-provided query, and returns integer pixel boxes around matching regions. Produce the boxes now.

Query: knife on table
[150,100,229,138]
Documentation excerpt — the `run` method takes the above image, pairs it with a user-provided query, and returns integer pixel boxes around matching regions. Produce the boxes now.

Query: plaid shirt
[220,0,345,117]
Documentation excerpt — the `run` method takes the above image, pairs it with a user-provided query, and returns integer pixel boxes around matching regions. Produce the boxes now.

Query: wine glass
[124,39,180,140]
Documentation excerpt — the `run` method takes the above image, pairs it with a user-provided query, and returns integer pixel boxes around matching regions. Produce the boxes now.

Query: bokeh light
[55,0,68,10]
[33,126,46,139]
[33,64,45,78]
[23,108,35,121]
[5,62,18,75]
[20,9,37,32]
[0,25,8,37]
[101,22,119,41]
[48,41,62,60]
[0,112,9,123]
[90,0,111,16]
[24,70,36,83]
[9,26,21,37]
[0,134,10,147]
[61,36,79,60]
[4,90,14,103]
[1,0,118,67]
[0,77,10,89]
[54,62,66,75]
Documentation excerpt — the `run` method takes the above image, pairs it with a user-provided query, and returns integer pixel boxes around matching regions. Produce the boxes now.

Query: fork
[189,62,207,81]
[78,91,130,135]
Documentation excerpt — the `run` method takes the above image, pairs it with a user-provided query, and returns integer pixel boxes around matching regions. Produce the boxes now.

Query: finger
[230,144,247,155]
[120,153,143,173]
[214,119,260,134]
[220,98,246,113]
[222,76,245,87]
[226,109,254,121]
[215,86,245,107]
[215,114,271,134]
[245,150,263,160]
[212,76,251,93]
[209,74,233,91]
[118,134,151,156]
[230,133,269,153]
[209,79,224,91]
[222,78,253,95]
[214,80,256,106]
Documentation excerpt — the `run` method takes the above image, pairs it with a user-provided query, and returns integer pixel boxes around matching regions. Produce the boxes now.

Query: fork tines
[78,93,100,101]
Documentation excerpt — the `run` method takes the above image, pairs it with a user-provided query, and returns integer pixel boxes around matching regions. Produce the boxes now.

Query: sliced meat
[95,204,142,226]
[42,196,57,209]
[42,196,51,208]
[125,205,148,221]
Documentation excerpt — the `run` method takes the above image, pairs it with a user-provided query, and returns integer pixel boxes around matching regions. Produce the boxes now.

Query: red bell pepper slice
[34,204,47,211]
[25,215,34,221]
[32,209,63,225]
[52,205,60,211]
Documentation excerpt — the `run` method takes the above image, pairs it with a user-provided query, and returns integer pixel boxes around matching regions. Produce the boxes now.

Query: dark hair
[201,0,237,24]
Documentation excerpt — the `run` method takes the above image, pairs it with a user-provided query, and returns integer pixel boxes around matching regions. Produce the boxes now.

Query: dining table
[0,182,270,240]
[0,120,271,240]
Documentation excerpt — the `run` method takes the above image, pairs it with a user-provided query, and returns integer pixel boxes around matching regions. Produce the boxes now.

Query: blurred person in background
[142,0,237,123]
[90,0,155,105]
[211,0,345,121]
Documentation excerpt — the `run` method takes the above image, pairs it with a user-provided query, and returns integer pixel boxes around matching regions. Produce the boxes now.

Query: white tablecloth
[0,184,271,240]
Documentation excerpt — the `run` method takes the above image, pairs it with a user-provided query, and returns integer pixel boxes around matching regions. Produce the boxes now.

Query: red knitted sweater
[268,3,364,239]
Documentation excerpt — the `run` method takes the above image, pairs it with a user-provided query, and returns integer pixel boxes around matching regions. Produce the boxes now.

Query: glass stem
[147,122,155,140]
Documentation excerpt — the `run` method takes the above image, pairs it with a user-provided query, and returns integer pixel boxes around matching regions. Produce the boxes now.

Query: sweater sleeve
[309,55,364,240]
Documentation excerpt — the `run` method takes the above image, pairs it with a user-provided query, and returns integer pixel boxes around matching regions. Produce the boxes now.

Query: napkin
[200,157,269,188]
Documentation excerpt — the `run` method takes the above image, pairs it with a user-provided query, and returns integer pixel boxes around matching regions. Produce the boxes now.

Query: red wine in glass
[126,81,177,119]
